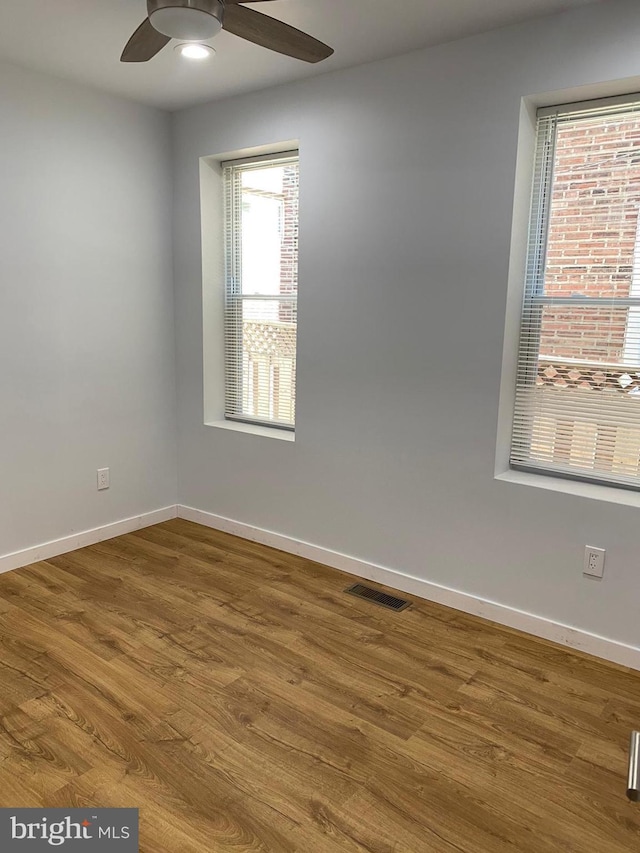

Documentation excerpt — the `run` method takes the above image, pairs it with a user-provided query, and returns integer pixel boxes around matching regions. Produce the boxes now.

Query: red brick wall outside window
[540,115,640,363]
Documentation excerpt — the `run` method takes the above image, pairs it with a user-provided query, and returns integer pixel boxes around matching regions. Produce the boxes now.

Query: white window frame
[222,150,299,432]
[510,94,640,491]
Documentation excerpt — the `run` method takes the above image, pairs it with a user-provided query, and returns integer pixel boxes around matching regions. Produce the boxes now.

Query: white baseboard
[178,504,640,672]
[3,503,637,672]
[0,506,178,575]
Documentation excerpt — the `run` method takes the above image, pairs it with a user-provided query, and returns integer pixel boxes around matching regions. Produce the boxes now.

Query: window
[223,151,299,430]
[511,96,640,489]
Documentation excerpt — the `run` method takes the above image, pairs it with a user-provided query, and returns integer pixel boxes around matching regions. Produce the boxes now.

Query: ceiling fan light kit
[121,0,334,65]
[148,0,223,40]
[175,43,216,59]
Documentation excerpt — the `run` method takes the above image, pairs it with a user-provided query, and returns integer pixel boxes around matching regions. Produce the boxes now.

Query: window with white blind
[511,95,640,489]
[223,152,298,430]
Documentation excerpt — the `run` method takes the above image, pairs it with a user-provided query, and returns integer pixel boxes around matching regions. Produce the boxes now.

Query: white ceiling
[0,0,600,111]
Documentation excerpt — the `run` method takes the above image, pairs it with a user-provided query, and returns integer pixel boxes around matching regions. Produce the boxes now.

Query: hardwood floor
[0,518,638,851]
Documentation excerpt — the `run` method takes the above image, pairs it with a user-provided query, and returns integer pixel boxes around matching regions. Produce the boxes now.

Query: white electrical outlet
[97,468,110,491]
[583,545,605,579]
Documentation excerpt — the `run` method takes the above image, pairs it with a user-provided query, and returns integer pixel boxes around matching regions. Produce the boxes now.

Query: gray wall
[0,62,177,554]
[172,0,640,649]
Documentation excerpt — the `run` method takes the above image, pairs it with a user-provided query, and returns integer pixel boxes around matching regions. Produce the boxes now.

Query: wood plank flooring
[0,518,638,851]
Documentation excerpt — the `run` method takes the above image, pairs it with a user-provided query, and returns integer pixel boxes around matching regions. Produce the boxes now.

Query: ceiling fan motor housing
[147,0,224,40]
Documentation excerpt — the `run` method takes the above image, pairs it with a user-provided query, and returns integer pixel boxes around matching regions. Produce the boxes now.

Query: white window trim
[199,140,299,443]
[205,419,295,442]
[508,93,640,492]
[495,94,640,508]
[222,150,299,433]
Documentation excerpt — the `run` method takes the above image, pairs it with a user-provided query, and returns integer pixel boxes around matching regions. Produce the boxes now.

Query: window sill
[495,468,640,508]
[205,419,295,442]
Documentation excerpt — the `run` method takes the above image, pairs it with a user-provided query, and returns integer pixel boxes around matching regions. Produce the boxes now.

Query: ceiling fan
[121,0,334,64]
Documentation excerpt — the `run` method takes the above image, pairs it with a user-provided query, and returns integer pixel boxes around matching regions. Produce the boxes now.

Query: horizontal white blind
[511,97,640,488]
[223,153,299,430]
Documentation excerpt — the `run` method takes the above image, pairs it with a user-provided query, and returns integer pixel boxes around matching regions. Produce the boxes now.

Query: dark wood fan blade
[121,18,171,62]
[223,4,333,63]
